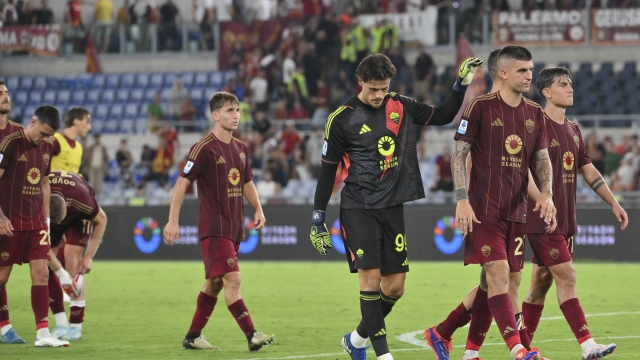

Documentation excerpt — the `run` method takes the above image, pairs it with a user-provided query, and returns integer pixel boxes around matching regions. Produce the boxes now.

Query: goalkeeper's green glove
[453,57,485,92]
[310,210,332,257]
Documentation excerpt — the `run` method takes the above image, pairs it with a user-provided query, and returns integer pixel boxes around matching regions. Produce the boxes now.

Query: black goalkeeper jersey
[322,92,439,209]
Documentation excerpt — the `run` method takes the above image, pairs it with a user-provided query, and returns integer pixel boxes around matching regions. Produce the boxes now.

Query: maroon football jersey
[527,116,591,235]
[0,120,22,138]
[181,134,253,242]
[49,170,100,225]
[0,130,54,231]
[454,92,549,223]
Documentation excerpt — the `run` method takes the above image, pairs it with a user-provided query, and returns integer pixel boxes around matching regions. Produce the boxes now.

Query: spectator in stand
[311,79,330,127]
[193,0,214,50]
[86,134,110,195]
[252,110,275,141]
[34,0,53,24]
[602,136,622,178]
[249,69,269,111]
[229,41,245,72]
[159,0,181,51]
[224,77,245,102]
[139,144,156,174]
[94,0,115,53]
[64,0,85,53]
[266,147,289,188]
[256,170,280,203]
[586,132,606,174]
[145,121,178,188]
[282,49,297,86]
[116,138,135,188]
[414,45,435,98]
[2,0,18,25]
[131,0,157,52]
[147,91,164,132]
[168,78,189,119]
[18,1,36,24]
[213,0,233,22]
[287,66,309,107]
[252,0,277,20]
[178,97,197,132]
[281,120,301,156]
[610,153,637,191]
[290,100,309,120]
[306,127,324,178]
[430,146,454,192]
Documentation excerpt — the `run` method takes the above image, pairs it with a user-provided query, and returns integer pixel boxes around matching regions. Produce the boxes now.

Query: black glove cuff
[311,210,325,225]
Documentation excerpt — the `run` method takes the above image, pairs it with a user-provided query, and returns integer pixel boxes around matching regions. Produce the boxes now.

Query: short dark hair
[536,67,572,98]
[34,105,61,131]
[487,48,501,79]
[209,91,239,112]
[49,193,67,224]
[497,45,533,63]
[0,81,5,87]
[355,53,397,82]
[64,107,90,128]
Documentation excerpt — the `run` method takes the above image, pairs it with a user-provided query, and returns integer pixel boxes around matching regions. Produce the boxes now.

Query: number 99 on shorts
[395,234,407,252]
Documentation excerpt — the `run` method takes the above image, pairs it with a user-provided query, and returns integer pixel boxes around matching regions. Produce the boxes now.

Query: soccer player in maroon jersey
[310,53,484,360]
[521,67,627,360]
[45,170,108,341]
[0,105,70,347]
[163,92,274,351]
[451,45,556,360]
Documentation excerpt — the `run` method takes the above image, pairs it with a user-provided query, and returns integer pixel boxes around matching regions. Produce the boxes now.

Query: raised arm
[579,163,628,229]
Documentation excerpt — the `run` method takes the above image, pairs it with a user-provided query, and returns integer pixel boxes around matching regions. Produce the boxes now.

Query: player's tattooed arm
[452,140,472,201]
[589,176,606,192]
[533,149,553,195]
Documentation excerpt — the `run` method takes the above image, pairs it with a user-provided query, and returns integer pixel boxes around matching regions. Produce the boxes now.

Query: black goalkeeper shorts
[339,204,409,274]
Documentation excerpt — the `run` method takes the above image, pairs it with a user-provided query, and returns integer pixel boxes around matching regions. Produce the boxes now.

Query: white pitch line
[217,335,640,360]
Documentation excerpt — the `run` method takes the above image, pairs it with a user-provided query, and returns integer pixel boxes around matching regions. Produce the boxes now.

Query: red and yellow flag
[86,29,102,74]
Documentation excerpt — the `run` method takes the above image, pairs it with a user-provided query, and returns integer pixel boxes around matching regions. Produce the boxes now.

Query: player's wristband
[311,210,325,225]
[453,77,469,93]
[46,217,50,233]
[54,268,72,285]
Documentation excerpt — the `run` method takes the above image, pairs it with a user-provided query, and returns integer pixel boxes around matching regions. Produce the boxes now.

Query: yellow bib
[51,132,83,173]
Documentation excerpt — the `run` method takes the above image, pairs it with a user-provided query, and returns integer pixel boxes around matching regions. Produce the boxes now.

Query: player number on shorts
[82,219,91,234]
[514,237,524,256]
[39,230,50,246]
[395,234,407,252]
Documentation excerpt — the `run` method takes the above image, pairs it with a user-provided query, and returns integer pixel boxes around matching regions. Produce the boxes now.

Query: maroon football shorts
[0,228,51,266]
[464,215,525,272]
[51,220,91,249]
[528,233,574,267]
[200,236,240,279]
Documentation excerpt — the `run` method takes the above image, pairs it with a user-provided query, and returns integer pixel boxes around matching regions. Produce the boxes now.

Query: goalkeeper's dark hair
[209,91,239,112]
[49,193,67,224]
[536,67,572,98]
[356,53,397,82]
[487,48,501,80]
[497,45,532,62]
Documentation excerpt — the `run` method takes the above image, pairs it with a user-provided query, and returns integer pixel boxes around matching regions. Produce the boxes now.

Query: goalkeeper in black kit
[309,53,484,360]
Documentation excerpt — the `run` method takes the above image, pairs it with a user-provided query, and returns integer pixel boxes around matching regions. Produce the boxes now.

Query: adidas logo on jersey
[216,156,226,164]
[492,118,504,126]
[18,154,27,161]
[359,124,371,134]
[550,139,560,147]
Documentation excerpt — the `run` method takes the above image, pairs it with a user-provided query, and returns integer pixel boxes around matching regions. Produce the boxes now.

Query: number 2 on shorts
[39,230,50,245]
[514,236,524,255]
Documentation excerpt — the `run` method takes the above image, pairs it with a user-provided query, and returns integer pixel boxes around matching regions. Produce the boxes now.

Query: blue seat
[34,76,48,91]
[135,118,148,133]
[91,118,105,133]
[91,74,106,89]
[223,70,236,84]
[28,92,43,105]
[190,88,204,104]
[164,73,178,88]
[210,72,223,87]
[104,119,119,133]
[19,76,34,91]
[42,90,56,104]
[106,74,120,89]
[150,73,164,89]
[78,75,92,89]
[194,72,208,88]
[145,89,158,102]
[72,90,86,105]
[23,105,38,121]
[110,104,124,119]
[57,90,71,105]
[14,91,29,106]
[130,88,145,102]
[63,75,77,89]
[578,63,592,74]
[161,88,172,101]
[95,104,110,118]
[120,118,134,133]
[121,73,136,89]
[557,62,570,70]
[5,76,19,91]
[102,89,116,104]
[9,106,22,120]
[136,73,150,89]
[56,106,67,118]
[116,89,130,104]
[204,87,218,100]
[83,104,95,115]
[86,89,101,104]
[181,72,194,88]
[124,103,139,119]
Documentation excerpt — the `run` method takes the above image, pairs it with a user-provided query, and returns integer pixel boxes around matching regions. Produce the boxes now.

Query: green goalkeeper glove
[454,57,485,92]
[310,210,332,257]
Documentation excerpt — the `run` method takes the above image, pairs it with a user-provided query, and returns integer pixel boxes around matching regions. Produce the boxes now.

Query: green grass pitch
[2,261,638,359]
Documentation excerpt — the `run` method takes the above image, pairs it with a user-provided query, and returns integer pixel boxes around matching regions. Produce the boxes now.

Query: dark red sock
[518,327,531,350]
[560,298,592,344]
[69,305,85,324]
[188,292,217,334]
[228,299,256,337]
[0,286,9,325]
[48,269,65,315]
[466,287,491,350]
[31,285,49,330]
[439,302,471,340]
[522,302,544,342]
[488,293,520,350]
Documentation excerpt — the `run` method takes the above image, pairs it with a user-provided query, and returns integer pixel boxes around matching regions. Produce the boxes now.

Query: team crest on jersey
[390,111,400,124]
[1,251,8,261]
[525,119,534,133]
[183,161,194,173]
[457,120,468,134]
[550,248,559,259]
[43,153,50,166]
[505,135,523,155]
[227,258,235,268]
[27,168,41,184]
[482,245,491,257]
[228,168,241,185]
[239,152,246,166]
[563,152,575,171]
[322,141,327,156]
[573,135,580,147]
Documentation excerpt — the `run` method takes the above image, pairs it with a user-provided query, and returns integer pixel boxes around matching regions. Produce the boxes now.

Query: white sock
[350,330,368,348]
[53,312,68,327]
[377,353,393,360]
[464,349,480,359]
[1,324,12,336]
[580,338,598,352]
[70,300,86,307]
[36,327,51,339]
[70,323,82,330]
[510,344,524,359]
